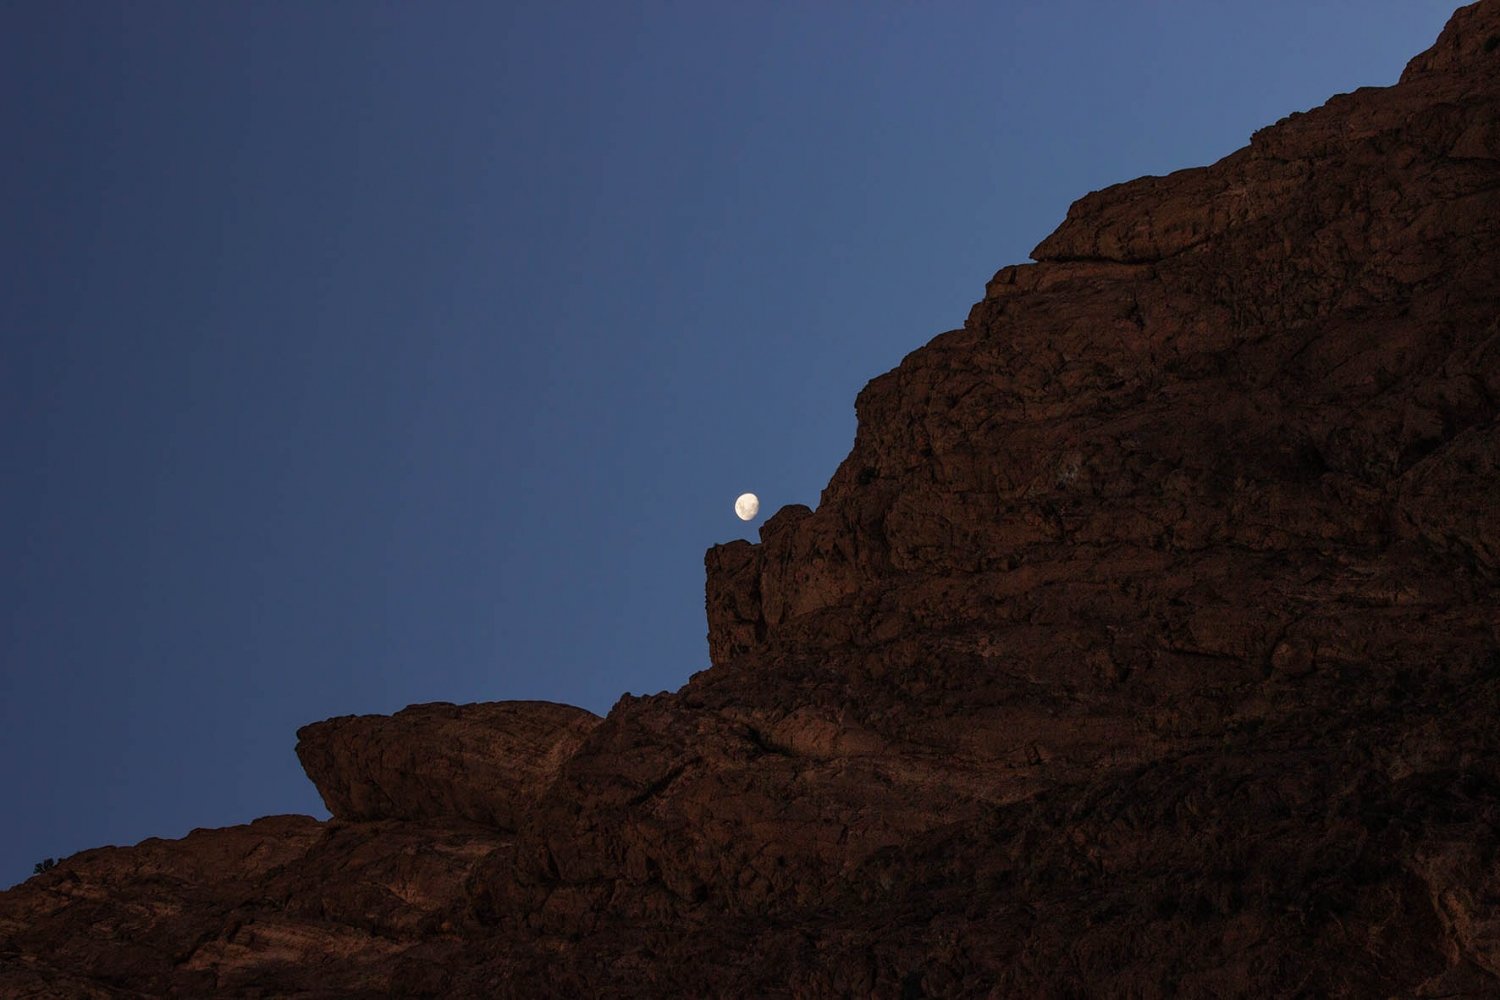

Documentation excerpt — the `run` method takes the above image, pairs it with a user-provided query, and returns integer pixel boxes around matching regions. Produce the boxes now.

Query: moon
[734,492,760,521]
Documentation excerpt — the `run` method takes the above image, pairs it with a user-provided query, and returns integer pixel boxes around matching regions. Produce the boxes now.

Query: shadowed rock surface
[4,4,1500,996]
[295,701,601,829]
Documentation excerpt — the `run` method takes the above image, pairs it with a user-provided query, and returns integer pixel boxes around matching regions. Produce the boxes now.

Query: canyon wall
[4,4,1499,996]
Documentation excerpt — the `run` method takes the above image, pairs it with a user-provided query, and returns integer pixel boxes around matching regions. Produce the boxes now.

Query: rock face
[295,701,601,829]
[5,4,1500,996]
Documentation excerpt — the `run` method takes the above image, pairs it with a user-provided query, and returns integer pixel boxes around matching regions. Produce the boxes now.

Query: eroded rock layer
[4,4,1500,996]
[295,701,601,830]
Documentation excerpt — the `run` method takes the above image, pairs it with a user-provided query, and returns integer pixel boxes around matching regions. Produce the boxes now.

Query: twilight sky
[2,2,1457,886]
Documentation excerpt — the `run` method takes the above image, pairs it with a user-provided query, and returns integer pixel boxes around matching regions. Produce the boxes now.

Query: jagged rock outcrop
[4,4,1499,996]
[295,701,600,829]
[0,815,507,997]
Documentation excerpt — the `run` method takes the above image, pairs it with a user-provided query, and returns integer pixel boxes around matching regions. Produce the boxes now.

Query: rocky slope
[5,4,1500,996]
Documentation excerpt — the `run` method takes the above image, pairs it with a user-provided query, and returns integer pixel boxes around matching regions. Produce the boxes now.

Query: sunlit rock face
[5,4,1500,996]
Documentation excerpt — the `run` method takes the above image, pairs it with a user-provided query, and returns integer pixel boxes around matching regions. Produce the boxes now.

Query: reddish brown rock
[296,700,600,829]
[0,815,509,996]
[4,4,1500,996]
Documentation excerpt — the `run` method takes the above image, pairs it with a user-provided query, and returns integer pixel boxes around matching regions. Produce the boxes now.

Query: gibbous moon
[734,492,760,521]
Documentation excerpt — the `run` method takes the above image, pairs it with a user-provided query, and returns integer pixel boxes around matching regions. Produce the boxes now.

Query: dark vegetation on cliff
[4,3,1499,996]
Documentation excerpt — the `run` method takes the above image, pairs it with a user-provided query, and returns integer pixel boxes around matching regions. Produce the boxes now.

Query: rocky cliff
[5,4,1500,996]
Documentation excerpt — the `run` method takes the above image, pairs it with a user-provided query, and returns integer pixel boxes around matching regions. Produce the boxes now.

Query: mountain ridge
[4,3,1499,995]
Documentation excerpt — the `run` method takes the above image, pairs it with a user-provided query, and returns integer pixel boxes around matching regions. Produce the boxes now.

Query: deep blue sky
[3,2,1457,885]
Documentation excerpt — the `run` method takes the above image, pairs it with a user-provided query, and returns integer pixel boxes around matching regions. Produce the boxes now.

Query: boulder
[295,700,600,829]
